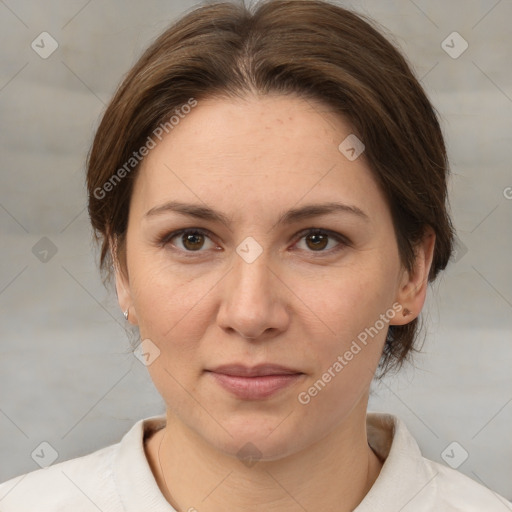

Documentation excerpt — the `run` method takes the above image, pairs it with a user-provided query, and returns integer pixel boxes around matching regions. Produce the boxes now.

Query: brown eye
[305,232,329,251]
[182,232,205,251]
[295,228,348,254]
[162,229,216,253]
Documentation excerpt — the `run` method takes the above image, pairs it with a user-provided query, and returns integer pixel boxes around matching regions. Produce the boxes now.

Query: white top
[0,412,510,511]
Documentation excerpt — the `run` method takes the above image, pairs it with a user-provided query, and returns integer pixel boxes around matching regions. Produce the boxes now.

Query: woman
[1,0,510,510]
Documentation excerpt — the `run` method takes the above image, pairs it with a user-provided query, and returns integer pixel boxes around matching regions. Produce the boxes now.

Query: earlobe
[115,270,139,325]
[112,243,138,325]
[114,266,130,315]
[391,227,436,326]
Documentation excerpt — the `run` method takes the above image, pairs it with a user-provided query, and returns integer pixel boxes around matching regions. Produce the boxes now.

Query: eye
[158,227,349,257]
[161,228,217,254]
[294,228,348,254]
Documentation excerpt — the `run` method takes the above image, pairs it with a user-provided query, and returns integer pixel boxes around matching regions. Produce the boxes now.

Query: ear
[391,226,436,326]
[111,241,139,326]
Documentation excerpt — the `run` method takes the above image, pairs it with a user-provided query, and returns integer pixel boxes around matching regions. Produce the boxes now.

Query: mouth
[205,363,305,400]
[207,363,303,377]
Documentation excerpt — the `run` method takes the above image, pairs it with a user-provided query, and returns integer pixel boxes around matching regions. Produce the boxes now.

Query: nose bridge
[231,235,272,303]
[216,235,288,339]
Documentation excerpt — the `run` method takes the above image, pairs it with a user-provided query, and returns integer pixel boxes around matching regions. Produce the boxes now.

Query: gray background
[1,0,511,503]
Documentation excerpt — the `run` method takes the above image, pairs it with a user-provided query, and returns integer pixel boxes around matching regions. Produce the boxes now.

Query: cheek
[293,272,391,425]
[133,271,211,343]
[129,262,212,418]
[128,240,211,334]
[301,258,398,341]
[293,257,397,396]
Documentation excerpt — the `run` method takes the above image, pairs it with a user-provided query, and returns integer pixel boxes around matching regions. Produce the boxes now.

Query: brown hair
[86,0,455,375]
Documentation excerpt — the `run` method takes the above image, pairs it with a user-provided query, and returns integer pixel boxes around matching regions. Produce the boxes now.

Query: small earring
[123,309,129,320]
[403,308,411,317]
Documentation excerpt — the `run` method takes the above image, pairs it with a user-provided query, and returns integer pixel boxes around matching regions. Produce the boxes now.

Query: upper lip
[207,363,302,377]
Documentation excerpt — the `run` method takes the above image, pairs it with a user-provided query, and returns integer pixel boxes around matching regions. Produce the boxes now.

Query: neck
[145,403,383,511]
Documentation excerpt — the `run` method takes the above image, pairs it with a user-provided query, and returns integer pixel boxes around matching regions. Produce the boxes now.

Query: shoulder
[0,442,120,512]
[0,415,166,512]
[425,458,512,511]
[364,412,512,511]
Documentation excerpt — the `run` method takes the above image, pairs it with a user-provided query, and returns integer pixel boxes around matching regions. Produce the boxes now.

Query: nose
[216,246,290,341]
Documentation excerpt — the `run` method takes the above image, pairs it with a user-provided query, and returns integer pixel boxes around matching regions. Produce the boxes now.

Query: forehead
[131,94,389,224]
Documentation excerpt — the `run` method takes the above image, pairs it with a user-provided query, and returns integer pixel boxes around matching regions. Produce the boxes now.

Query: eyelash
[157,227,350,258]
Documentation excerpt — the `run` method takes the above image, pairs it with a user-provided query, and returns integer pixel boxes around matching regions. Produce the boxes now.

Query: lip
[206,364,305,400]
[208,363,302,377]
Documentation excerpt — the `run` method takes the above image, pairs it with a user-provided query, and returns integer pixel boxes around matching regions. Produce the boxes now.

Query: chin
[198,412,312,463]
[219,433,303,464]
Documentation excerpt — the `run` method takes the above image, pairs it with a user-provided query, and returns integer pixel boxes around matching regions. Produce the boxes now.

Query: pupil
[181,232,328,251]
[308,233,328,250]
[184,233,204,250]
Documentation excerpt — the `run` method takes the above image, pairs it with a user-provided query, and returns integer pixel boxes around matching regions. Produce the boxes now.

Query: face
[116,94,432,460]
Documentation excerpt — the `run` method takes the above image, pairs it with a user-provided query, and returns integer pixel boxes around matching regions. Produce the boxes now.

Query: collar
[360,412,437,511]
[113,412,436,512]
[113,414,175,511]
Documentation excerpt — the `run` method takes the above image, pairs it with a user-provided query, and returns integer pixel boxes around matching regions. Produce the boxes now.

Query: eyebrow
[144,200,370,228]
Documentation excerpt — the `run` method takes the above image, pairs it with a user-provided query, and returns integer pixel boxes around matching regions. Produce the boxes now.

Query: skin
[115,93,435,511]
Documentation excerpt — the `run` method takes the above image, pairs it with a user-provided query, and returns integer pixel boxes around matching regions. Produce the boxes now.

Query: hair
[86,0,455,376]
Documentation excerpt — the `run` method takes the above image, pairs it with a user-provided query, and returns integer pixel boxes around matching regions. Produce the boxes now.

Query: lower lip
[208,372,304,400]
